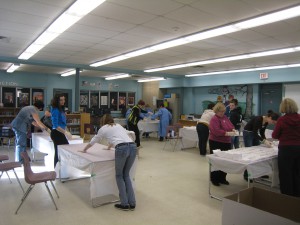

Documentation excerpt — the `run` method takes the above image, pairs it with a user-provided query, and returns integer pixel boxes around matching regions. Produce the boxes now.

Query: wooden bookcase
[66,113,90,137]
[0,107,21,127]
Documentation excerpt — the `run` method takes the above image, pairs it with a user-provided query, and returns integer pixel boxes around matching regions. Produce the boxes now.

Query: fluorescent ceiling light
[61,70,77,77]
[137,77,166,82]
[18,0,106,60]
[6,64,20,73]
[90,4,300,67]
[105,74,130,80]
[185,63,300,77]
[145,46,300,72]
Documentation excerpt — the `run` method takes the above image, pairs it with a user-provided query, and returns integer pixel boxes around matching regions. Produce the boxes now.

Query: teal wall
[0,71,142,112]
[159,67,300,115]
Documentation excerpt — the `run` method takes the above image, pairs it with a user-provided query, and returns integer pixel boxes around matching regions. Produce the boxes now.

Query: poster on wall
[17,88,30,107]
[2,87,16,107]
[128,97,134,106]
[90,92,99,107]
[32,89,44,104]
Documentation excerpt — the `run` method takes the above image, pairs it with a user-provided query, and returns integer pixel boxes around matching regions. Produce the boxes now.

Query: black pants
[196,123,209,155]
[209,139,231,183]
[128,122,140,147]
[50,129,69,168]
[278,146,300,197]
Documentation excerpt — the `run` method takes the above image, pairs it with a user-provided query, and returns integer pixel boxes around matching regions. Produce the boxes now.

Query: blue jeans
[115,142,137,206]
[231,136,240,149]
[13,128,27,163]
[243,130,260,147]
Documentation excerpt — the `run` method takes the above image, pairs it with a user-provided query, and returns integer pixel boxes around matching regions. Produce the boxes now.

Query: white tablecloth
[31,133,83,170]
[207,146,279,187]
[58,143,137,207]
[179,126,198,149]
[138,120,159,133]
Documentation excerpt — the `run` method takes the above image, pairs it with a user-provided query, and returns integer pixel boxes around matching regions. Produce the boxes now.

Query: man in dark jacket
[229,99,242,149]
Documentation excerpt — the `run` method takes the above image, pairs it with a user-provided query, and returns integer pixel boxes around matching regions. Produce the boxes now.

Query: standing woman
[151,103,172,141]
[11,101,50,163]
[272,98,300,197]
[50,94,72,168]
[209,102,235,186]
[83,114,137,211]
[196,103,215,156]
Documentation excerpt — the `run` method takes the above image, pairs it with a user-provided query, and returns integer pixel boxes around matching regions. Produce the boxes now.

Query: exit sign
[260,73,269,80]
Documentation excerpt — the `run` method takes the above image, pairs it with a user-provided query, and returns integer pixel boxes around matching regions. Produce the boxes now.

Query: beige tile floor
[0,137,270,225]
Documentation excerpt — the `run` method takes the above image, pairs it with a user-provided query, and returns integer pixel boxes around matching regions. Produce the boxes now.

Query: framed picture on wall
[128,92,135,106]
[110,92,118,111]
[32,88,44,104]
[2,87,16,107]
[90,91,99,107]
[100,92,108,109]
[119,92,126,110]
[80,90,89,106]
[17,88,30,107]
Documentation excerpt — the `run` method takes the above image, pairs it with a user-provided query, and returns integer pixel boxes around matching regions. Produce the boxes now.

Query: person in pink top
[209,102,235,186]
[272,98,300,197]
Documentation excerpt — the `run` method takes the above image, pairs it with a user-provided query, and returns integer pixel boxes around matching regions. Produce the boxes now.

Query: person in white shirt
[82,114,136,211]
[196,103,215,156]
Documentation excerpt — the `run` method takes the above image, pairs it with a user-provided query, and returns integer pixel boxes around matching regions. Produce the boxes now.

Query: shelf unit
[66,113,90,137]
[0,107,20,127]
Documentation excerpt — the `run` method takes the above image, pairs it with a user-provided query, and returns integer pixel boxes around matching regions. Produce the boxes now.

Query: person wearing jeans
[83,114,136,211]
[11,101,50,163]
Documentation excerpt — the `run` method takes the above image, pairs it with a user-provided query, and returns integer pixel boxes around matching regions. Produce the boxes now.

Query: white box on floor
[222,187,300,225]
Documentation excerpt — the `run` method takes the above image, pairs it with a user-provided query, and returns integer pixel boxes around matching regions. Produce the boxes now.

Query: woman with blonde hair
[272,98,300,197]
[83,114,137,210]
[209,102,235,186]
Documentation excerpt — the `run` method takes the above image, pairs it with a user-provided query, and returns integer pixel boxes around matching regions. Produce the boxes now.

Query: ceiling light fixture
[144,46,300,72]
[185,63,300,77]
[18,0,106,60]
[90,4,300,67]
[61,70,79,77]
[6,64,20,73]
[105,74,130,80]
[137,77,166,83]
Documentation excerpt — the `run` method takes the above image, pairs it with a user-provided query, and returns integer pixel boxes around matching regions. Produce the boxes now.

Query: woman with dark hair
[243,110,279,148]
[11,101,50,163]
[83,114,137,211]
[242,109,279,181]
[50,94,72,168]
[272,98,300,197]
[196,103,215,155]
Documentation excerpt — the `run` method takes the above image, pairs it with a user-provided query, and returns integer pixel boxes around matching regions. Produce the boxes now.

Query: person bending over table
[242,109,279,181]
[82,114,137,211]
[151,103,172,141]
[272,98,300,197]
[209,102,235,186]
[196,103,215,156]
[11,101,50,163]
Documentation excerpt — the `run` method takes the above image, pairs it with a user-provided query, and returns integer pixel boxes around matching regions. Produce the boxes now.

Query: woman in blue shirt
[50,94,72,168]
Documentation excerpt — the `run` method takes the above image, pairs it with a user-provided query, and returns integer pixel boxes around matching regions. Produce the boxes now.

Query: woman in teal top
[50,94,72,167]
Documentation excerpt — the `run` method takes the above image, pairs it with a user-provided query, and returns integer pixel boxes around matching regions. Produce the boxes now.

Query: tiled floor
[0,137,268,225]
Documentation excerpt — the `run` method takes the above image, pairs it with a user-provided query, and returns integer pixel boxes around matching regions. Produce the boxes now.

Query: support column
[75,68,80,112]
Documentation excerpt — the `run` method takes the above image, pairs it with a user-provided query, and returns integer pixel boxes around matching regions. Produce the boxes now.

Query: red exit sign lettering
[260,73,268,80]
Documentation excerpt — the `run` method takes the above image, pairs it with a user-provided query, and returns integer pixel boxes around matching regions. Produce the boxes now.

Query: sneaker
[114,204,129,211]
[129,205,136,211]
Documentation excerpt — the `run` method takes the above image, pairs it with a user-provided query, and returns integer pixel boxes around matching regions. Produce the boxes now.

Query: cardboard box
[222,187,300,225]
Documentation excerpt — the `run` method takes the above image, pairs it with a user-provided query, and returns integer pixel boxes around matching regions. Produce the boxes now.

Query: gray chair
[15,151,59,214]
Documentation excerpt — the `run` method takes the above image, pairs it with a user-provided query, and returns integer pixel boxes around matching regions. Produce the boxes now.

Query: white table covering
[138,120,159,133]
[179,126,198,149]
[207,146,279,185]
[58,143,137,207]
[31,133,83,170]
[113,118,127,127]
